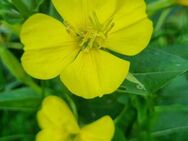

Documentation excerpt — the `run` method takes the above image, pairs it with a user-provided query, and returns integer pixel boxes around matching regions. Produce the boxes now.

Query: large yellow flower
[21,0,153,99]
[36,96,115,141]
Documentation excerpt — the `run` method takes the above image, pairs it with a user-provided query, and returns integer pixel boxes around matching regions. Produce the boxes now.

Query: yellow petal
[36,129,70,141]
[60,49,130,99]
[105,19,153,56]
[51,0,116,29]
[20,14,80,79]
[21,44,79,79]
[112,0,148,32]
[21,13,73,50]
[37,111,53,129]
[37,96,80,134]
[74,116,115,141]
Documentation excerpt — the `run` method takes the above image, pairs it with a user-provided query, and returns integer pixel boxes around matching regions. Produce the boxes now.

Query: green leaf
[11,0,33,18]
[0,87,42,110]
[151,110,188,141]
[0,46,42,94]
[0,0,14,10]
[158,74,188,106]
[130,47,188,93]
[11,0,45,18]
[21,0,45,11]
[0,62,5,91]
[1,11,24,24]
[0,0,23,24]
[33,0,45,10]
[162,44,188,60]
[0,134,34,141]
[0,46,28,82]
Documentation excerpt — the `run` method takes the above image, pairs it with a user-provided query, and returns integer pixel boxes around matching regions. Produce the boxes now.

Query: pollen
[79,31,106,50]
[65,11,115,51]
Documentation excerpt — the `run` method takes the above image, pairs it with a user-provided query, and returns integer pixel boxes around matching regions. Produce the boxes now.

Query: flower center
[80,12,114,51]
[64,11,114,51]
[79,30,106,50]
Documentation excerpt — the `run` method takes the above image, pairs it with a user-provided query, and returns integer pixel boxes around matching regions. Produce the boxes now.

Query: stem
[60,83,78,119]
[114,106,127,124]
[64,92,78,119]
[154,8,171,33]
[26,80,42,94]
[147,0,176,16]
[0,45,42,94]
[152,8,172,40]
[130,94,155,141]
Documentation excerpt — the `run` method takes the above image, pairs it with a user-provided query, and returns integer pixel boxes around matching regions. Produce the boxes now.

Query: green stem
[147,0,176,16]
[114,106,127,124]
[26,80,42,94]
[60,83,78,119]
[64,92,78,119]
[0,45,42,94]
[155,8,171,33]
[153,8,172,41]
[0,62,5,91]
[130,94,155,141]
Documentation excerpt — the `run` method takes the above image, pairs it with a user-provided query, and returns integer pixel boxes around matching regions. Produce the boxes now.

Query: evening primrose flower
[36,96,115,141]
[21,0,153,99]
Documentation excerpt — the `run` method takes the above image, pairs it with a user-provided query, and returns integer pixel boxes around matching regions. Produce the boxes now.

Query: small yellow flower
[21,0,153,98]
[176,0,188,5]
[36,96,115,141]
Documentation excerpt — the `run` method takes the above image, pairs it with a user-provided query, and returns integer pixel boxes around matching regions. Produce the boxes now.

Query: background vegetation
[1,0,188,141]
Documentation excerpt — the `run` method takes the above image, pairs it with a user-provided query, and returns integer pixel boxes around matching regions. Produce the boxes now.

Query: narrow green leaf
[0,46,42,94]
[152,125,188,137]
[11,0,45,18]
[0,62,5,91]
[0,0,23,24]
[0,87,42,110]
[152,110,188,141]
[0,134,34,141]
[11,0,31,18]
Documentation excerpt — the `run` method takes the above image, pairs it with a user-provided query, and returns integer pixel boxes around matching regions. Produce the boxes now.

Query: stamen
[79,32,97,50]
[63,20,80,37]
[79,32,89,47]
[88,33,97,48]
[102,17,115,35]
[104,22,115,35]
[89,11,102,30]
[77,12,115,51]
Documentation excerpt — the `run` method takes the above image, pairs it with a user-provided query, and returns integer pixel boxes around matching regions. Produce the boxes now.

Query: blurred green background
[1,0,188,141]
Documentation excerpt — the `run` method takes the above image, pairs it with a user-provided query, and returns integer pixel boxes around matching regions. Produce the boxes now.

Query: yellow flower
[36,96,115,141]
[21,0,153,99]
[176,0,188,5]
